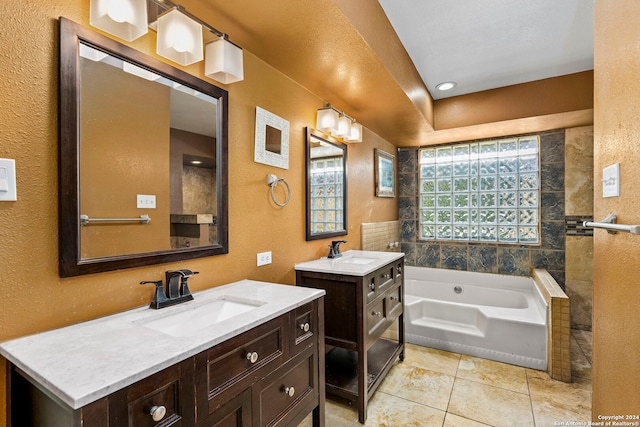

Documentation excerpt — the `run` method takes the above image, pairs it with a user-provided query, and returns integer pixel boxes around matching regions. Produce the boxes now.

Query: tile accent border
[532,268,571,382]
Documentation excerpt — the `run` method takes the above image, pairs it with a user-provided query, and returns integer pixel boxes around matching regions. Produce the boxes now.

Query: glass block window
[419,136,540,244]
[310,156,344,233]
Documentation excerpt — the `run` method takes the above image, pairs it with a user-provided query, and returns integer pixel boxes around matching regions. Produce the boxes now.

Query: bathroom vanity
[295,250,405,423]
[0,280,325,427]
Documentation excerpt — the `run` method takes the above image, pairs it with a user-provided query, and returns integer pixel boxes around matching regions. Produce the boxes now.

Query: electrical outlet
[257,251,272,266]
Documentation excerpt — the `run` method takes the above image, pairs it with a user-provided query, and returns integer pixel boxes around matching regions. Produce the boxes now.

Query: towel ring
[267,174,291,207]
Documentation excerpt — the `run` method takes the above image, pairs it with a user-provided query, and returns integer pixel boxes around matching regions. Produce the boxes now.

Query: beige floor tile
[379,362,455,411]
[403,343,462,376]
[448,378,535,427]
[526,368,592,425]
[364,392,447,427]
[456,355,528,394]
[444,413,494,426]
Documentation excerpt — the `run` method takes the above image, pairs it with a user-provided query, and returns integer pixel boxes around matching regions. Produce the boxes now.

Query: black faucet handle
[140,280,169,309]
[178,270,198,297]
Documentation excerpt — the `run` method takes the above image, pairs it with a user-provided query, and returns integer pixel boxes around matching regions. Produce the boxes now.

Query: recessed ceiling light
[436,81,457,91]
[190,160,203,165]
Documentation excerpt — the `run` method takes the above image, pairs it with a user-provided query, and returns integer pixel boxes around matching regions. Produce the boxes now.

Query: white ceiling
[378,0,594,100]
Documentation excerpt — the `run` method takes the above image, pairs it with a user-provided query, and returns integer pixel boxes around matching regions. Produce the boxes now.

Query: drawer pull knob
[284,386,295,397]
[246,351,259,364]
[149,405,167,422]
[299,322,310,332]
[371,311,382,317]
[369,283,375,291]
[382,273,391,279]
[390,296,398,301]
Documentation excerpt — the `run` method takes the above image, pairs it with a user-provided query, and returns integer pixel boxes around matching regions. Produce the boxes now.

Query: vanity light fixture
[205,36,244,84]
[316,105,340,134]
[315,104,362,143]
[156,7,203,66]
[344,120,363,143]
[90,0,148,42]
[89,0,244,83]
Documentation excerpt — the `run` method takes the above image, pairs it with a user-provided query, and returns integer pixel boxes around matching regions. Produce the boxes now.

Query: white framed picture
[254,106,289,169]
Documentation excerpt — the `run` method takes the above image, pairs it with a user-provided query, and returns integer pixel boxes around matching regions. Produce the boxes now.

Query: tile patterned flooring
[300,329,592,427]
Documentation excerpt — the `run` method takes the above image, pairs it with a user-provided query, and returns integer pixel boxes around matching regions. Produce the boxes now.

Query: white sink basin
[338,256,377,265]
[141,296,266,337]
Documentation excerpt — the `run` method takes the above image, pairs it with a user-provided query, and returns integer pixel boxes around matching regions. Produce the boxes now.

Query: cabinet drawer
[291,302,317,356]
[386,283,403,322]
[253,350,317,427]
[111,358,194,426]
[366,295,387,345]
[365,265,395,303]
[196,315,286,418]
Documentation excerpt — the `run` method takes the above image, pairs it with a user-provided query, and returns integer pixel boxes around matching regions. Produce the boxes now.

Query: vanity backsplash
[361,220,401,252]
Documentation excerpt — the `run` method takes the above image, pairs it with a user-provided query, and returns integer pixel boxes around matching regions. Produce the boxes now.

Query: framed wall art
[375,149,396,197]
[254,106,289,169]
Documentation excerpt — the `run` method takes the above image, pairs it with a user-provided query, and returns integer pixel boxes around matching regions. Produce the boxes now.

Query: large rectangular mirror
[59,18,228,277]
[305,128,348,240]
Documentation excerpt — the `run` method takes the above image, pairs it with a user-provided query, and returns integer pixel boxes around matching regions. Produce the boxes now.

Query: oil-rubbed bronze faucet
[328,240,347,258]
[140,269,199,309]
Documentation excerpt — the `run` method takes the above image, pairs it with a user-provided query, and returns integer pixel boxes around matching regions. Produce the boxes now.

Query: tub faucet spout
[328,240,347,258]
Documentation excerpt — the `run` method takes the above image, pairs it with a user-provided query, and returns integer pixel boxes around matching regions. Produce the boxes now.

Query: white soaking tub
[404,266,548,370]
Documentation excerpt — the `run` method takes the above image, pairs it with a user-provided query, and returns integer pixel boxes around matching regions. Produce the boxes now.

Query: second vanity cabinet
[2,281,325,427]
[295,251,405,423]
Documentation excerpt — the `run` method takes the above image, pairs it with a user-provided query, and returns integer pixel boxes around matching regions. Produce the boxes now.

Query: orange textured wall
[435,71,594,130]
[592,0,640,417]
[0,1,397,423]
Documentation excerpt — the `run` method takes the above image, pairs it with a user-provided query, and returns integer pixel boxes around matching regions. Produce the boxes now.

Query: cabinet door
[366,294,387,347]
[253,349,318,427]
[197,388,252,427]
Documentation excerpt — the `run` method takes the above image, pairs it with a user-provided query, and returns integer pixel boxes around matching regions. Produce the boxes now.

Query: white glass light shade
[156,8,203,66]
[345,121,363,143]
[205,38,244,84]
[316,108,339,134]
[333,115,351,138]
[90,0,148,42]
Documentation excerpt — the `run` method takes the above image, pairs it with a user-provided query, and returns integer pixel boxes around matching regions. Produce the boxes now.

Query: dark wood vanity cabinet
[7,298,325,427]
[295,257,404,423]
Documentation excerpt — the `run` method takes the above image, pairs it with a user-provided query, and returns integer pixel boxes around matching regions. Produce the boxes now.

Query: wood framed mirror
[59,17,228,277]
[305,128,348,241]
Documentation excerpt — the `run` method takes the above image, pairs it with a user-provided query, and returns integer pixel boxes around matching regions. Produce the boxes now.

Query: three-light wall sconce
[316,104,363,143]
[89,0,244,84]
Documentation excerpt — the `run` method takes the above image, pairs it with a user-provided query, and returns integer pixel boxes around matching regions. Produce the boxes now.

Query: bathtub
[404,266,548,370]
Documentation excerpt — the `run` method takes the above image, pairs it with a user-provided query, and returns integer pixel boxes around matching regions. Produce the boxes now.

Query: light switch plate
[0,158,17,201]
[602,163,620,198]
[137,194,156,208]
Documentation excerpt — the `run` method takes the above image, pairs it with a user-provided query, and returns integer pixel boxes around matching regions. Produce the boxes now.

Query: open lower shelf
[324,338,403,401]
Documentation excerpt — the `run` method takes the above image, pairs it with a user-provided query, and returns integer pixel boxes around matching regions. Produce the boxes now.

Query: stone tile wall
[399,130,567,287]
[564,126,594,331]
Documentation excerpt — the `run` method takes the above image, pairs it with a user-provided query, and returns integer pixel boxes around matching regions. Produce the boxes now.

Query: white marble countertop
[0,280,324,410]
[294,250,404,276]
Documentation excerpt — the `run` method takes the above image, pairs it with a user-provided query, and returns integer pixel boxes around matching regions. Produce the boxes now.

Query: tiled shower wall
[564,126,594,330]
[399,129,568,287]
